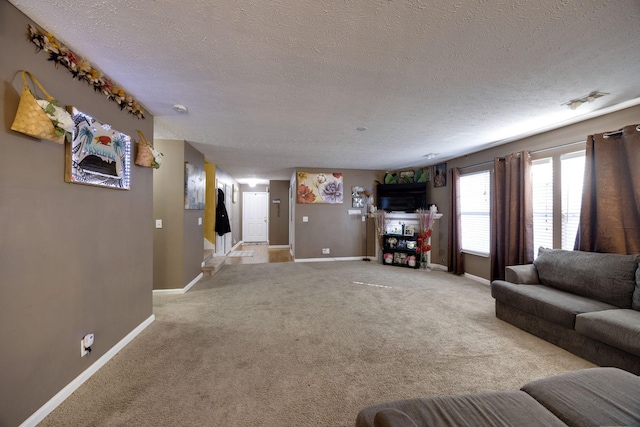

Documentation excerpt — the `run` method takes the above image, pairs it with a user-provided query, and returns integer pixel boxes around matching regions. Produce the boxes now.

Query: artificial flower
[297,184,316,203]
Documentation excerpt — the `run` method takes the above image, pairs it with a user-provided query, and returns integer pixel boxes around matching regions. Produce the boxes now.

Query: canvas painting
[297,172,343,204]
[434,163,447,187]
[65,107,131,189]
[185,162,206,209]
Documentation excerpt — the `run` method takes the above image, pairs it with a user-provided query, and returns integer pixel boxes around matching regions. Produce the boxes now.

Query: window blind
[460,170,491,255]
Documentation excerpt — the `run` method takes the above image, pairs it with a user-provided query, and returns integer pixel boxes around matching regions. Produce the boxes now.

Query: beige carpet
[41,262,594,427]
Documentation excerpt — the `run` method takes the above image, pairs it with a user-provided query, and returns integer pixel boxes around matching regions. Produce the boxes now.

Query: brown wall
[429,104,640,280]
[0,2,154,425]
[153,139,205,289]
[294,168,382,259]
[269,180,290,246]
[153,139,185,289]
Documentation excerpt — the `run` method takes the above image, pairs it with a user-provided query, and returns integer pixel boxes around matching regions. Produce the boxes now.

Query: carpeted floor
[41,262,594,427]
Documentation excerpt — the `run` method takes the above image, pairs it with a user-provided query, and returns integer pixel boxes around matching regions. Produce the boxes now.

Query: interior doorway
[215,182,232,256]
[242,191,269,243]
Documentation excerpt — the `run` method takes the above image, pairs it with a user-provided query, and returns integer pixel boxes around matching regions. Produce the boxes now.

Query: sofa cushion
[521,367,640,427]
[534,248,638,308]
[491,280,617,328]
[355,391,567,427]
[634,266,640,311]
[575,309,640,357]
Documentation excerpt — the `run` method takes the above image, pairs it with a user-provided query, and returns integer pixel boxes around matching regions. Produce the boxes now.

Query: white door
[243,192,269,243]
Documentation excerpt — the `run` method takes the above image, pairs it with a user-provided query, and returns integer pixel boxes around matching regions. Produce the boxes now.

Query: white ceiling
[10,0,640,184]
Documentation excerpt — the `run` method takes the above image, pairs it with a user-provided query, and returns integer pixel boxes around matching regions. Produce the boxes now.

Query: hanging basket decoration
[27,24,145,119]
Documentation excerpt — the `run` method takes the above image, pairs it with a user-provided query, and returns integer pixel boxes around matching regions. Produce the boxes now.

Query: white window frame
[459,169,491,257]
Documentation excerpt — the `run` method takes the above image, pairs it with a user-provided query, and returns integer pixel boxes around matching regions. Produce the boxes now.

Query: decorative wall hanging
[65,107,131,189]
[28,25,145,119]
[185,162,206,209]
[434,163,447,187]
[297,172,343,204]
[134,130,163,169]
[11,70,73,144]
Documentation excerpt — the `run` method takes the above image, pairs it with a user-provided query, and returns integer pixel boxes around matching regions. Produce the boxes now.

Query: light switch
[302,216,309,222]
[198,217,202,225]
[155,219,163,229]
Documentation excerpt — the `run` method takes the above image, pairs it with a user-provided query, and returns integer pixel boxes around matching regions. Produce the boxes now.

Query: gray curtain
[447,168,464,274]
[575,124,640,254]
[491,151,533,281]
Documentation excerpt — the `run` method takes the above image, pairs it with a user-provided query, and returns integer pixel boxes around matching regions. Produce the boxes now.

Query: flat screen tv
[377,183,427,212]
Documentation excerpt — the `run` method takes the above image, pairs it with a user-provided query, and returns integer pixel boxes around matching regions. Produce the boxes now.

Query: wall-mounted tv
[377,183,427,212]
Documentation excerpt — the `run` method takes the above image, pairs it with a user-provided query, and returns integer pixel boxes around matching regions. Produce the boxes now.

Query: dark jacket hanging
[215,188,231,236]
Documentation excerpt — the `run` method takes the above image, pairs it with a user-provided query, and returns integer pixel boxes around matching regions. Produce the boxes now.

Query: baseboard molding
[231,241,243,251]
[20,315,155,427]
[153,272,203,295]
[464,272,491,286]
[295,256,365,263]
[429,263,448,271]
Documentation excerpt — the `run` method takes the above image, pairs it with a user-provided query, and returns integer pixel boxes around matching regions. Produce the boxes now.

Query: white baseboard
[153,272,203,294]
[429,263,448,271]
[20,315,155,427]
[295,256,366,263]
[464,272,491,286]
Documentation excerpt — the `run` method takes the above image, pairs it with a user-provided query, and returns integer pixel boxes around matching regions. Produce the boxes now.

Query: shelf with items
[382,233,420,268]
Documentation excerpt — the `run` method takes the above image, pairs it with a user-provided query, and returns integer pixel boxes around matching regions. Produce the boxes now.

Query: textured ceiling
[9,0,640,183]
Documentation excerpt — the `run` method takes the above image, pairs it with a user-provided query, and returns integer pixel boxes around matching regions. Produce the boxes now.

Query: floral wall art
[297,172,343,204]
[65,107,131,189]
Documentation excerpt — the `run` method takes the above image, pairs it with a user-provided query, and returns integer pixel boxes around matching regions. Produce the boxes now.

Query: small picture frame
[352,196,365,208]
[351,186,365,197]
[404,225,415,236]
[399,170,415,183]
[434,163,447,187]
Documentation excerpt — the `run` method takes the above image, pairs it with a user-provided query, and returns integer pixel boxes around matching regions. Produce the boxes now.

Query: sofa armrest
[505,264,540,284]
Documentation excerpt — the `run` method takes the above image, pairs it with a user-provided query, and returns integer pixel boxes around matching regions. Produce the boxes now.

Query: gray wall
[0,2,154,425]
[153,139,204,290]
[428,104,640,280]
[294,168,382,259]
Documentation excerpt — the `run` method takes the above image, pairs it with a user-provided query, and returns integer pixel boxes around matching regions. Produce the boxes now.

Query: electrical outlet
[322,248,330,255]
[81,333,94,357]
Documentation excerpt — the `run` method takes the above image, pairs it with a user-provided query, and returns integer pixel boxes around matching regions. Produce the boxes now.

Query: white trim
[20,315,155,427]
[231,241,243,251]
[464,272,491,286]
[152,272,203,294]
[295,257,363,263]
[268,245,289,249]
[428,263,448,271]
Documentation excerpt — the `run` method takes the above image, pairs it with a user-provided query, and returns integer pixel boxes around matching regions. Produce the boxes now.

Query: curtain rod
[458,139,585,171]
[603,124,640,138]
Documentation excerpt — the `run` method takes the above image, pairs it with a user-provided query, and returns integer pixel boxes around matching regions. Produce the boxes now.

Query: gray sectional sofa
[491,248,640,374]
[355,367,640,427]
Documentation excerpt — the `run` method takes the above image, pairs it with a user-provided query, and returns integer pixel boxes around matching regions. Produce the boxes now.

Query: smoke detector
[173,104,188,113]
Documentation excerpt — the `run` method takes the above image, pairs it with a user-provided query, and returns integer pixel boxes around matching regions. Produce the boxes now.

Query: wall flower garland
[27,25,145,119]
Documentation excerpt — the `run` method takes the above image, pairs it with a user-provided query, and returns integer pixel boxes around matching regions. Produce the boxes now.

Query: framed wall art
[434,163,447,187]
[185,162,205,209]
[296,171,343,204]
[65,107,131,189]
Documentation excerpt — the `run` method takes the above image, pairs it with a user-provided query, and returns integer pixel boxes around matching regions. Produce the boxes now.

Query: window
[459,170,491,255]
[531,149,585,254]
[532,158,553,251]
[560,152,585,249]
